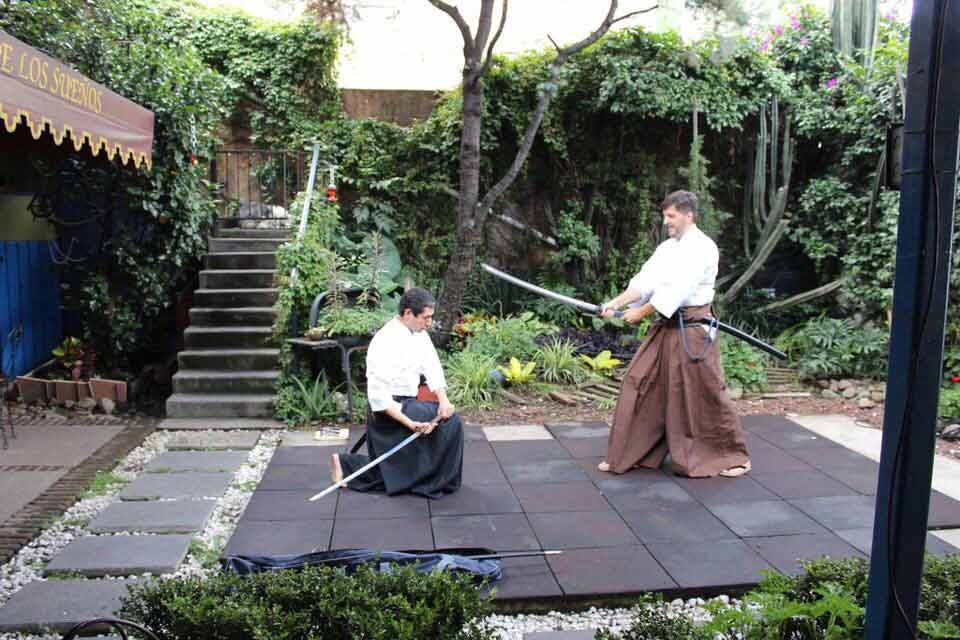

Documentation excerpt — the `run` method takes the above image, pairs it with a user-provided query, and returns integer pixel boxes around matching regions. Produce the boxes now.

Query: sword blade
[715,321,787,360]
[481,264,602,314]
[309,430,422,501]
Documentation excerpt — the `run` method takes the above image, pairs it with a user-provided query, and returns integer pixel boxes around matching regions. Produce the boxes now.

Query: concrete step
[205,252,276,269]
[200,269,277,289]
[173,369,280,394]
[0,578,138,634]
[217,228,291,239]
[166,392,275,418]
[194,288,278,308]
[190,306,275,327]
[178,348,280,370]
[44,534,193,577]
[184,326,275,349]
[208,237,286,253]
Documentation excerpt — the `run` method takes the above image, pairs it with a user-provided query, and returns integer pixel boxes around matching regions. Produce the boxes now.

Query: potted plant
[16,337,127,406]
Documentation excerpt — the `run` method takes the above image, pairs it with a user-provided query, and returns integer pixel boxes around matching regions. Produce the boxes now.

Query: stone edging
[0,423,157,564]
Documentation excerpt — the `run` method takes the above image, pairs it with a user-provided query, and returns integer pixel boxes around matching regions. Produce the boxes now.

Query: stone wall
[341,89,440,127]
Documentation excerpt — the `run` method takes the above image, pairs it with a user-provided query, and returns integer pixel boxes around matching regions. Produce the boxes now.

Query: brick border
[0,422,156,563]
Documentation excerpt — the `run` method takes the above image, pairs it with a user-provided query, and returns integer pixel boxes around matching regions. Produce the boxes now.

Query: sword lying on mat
[481,263,787,361]
[308,416,446,502]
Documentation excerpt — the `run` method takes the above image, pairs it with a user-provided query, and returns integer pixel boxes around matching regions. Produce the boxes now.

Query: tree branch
[427,0,475,54]
[610,5,658,25]
[479,0,508,77]
[474,0,498,56]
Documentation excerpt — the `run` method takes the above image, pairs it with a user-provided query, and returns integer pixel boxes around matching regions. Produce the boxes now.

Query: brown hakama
[605,304,749,477]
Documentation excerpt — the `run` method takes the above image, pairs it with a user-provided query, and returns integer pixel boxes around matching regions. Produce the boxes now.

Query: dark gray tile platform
[0,578,140,633]
[224,416,960,605]
[44,534,193,577]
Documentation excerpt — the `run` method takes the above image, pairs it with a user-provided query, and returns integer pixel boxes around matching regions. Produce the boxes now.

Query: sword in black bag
[480,263,786,361]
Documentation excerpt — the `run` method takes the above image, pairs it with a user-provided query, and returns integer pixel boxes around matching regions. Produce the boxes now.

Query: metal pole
[865,1,960,637]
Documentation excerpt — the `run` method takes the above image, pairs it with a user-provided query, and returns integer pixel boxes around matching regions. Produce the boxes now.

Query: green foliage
[939,387,960,421]
[597,594,709,640]
[720,337,767,392]
[580,350,622,375]
[81,471,126,499]
[462,313,555,363]
[536,338,589,385]
[444,351,501,410]
[497,358,537,385]
[777,316,888,380]
[118,563,496,640]
[288,372,341,424]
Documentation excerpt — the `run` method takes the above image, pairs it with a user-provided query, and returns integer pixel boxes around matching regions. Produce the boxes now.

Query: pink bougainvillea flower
[953,375,960,383]
[790,16,801,29]
[825,78,839,89]
[775,25,784,35]
[800,36,809,46]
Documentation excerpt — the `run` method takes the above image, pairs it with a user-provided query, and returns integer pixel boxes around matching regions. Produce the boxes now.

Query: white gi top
[627,225,718,318]
[366,317,447,413]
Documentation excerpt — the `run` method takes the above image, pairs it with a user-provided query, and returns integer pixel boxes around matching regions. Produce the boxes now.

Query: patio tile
[753,426,830,449]
[331,517,433,550]
[464,441,498,463]
[166,431,259,450]
[120,472,233,501]
[548,546,676,595]
[823,466,879,495]
[528,511,637,549]
[462,458,509,485]
[224,519,332,555]
[463,426,488,441]
[788,445,879,471]
[619,504,738,544]
[428,483,522,516]
[751,470,861,499]
[144,451,248,473]
[512,481,608,513]
[545,421,610,439]
[258,464,332,491]
[270,446,343,466]
[432,514,540,551]
[647,538,772,588]
[489,555,562,600]
[742,414,805,433]
[44,534,193,577]
[789,495,876,530]
[336,490,429,519]
[0,578,139,634]
[279,431,349,447]
[928,491,960,528]
[483,425,554,441]
[242,489,337,520]
[745,533,865,575]
[602,481,697,511]
[557,438,608,459]
[836,528,959,556]
[88,500,215,534]
[747,447,816,473]
[501,459,589,484]
[577,460,671,486]
[672,475,779,506]
[708,500,831,537]
[492,440,573,464]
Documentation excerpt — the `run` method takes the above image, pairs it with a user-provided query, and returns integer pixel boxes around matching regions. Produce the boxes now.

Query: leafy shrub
[580,350,622,376]
[720,338,767,392]
[497,358,537,385]
[939,387,960,420]
[119,563,495,640]
[536,338,589,385]
[546,327,639,362]
[445,351,501,409]
[776,317,889,380]
[597,594,709,640]
[464,312,555,362]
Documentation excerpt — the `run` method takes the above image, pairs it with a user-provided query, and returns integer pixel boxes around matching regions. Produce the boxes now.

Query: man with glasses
[331,288,463,497]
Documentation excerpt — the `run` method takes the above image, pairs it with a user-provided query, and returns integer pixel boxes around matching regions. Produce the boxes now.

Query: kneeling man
[331,288,463,498]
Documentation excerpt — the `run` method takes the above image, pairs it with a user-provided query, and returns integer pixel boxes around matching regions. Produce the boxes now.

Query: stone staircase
[166,227,288,418]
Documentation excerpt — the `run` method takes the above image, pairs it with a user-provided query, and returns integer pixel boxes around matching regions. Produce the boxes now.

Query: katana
[481,263,787,360]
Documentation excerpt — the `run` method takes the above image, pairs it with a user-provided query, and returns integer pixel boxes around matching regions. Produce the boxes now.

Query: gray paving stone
[166,431,260,450]
[145,451,249,473]
[0,578,140,634]
[708,500,830,538]
[120,472,234,500]
[159,418,284,431]
[89,500,216,533]
[44,534,193,577]
[547,545,677,595]
[646,538,772,588]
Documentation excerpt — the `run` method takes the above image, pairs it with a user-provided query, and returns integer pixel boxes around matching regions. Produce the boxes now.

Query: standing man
[599,191,750,478]
[331,287,463,498]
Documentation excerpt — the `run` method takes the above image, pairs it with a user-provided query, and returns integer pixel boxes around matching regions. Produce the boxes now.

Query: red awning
[0,29,154,169]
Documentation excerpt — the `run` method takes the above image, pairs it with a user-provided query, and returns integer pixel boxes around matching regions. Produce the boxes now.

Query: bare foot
[597,461,611,472]
[330,453,343,483]
[719,460,751,478]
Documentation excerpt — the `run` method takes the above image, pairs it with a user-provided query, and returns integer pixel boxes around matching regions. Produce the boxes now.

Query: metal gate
[210,148,310,223]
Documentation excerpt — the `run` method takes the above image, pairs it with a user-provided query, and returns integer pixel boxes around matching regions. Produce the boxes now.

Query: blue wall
[0,241,62,378]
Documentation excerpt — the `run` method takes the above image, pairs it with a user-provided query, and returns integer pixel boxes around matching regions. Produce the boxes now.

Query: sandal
[719,460,751,478]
